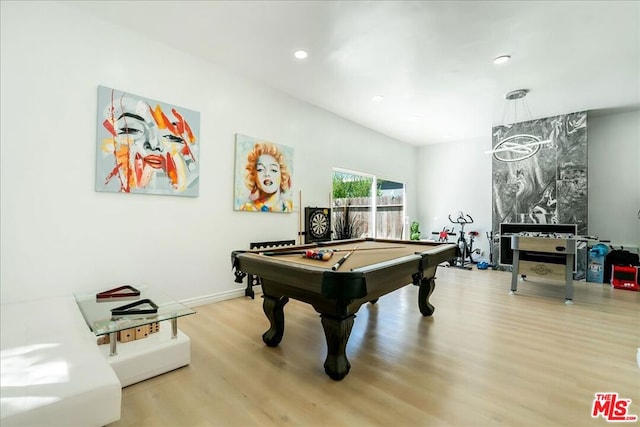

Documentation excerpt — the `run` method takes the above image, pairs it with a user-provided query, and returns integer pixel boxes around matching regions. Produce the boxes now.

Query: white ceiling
[67,0,640,146]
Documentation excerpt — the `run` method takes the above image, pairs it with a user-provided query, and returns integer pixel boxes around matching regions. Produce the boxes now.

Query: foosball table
[509,233,577,304]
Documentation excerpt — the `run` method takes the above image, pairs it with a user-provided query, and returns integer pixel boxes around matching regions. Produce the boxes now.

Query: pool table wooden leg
[262,295,289,347]
[418,277,436,316]
[320,314,355,381]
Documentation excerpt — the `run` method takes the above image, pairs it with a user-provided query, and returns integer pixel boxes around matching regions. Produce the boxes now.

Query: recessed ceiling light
[493,55,511,65]
[294,50,308,59]
[371,95,384,102]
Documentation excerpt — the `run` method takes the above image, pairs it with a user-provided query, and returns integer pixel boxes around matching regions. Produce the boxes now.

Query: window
[331,169,405,239]
[376,179,405,239]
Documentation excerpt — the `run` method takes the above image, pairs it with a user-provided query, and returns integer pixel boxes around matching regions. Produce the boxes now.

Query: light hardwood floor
[109,268,639,427]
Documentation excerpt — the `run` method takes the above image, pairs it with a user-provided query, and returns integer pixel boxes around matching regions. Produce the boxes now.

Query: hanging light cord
[501,89,532,126]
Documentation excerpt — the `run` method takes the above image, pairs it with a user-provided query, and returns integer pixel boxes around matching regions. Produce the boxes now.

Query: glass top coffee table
[74,286,195,356]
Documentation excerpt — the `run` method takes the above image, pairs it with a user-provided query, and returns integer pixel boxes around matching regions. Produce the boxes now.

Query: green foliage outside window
[332,173,380,199]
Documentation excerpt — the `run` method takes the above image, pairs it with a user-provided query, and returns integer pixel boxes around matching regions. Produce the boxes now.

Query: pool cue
[259,249,333,260]
[331,245,358,271]
[260,246,404,256]
[328,246,405,253]
[298,190,303,245]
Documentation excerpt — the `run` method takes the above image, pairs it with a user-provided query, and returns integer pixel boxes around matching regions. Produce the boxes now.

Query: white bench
[1,296,121,426]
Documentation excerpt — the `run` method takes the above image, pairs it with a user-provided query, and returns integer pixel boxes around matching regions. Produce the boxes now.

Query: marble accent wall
[492,111,588,271]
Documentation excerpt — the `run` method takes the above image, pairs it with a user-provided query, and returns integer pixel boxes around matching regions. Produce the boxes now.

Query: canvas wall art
[491,111,587,234]
[491,111,588,273]
[234,134,294,212]
[95,85,200,197]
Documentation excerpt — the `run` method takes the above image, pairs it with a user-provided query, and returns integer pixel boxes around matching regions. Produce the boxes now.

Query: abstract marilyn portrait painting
[95,85,200,197]
[234,134,295,212]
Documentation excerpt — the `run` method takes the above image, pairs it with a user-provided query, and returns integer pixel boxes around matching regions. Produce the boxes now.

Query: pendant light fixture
[486,89,552,162]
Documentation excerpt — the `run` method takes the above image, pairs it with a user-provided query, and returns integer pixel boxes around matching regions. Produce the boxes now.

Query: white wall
[2,2,637,306]
[0,2,417,305]
[416,139,493,261]
[417,110,640,260]
[587,109,640,249]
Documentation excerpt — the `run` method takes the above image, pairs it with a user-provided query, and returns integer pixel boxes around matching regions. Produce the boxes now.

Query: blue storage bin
[587,244,609,283]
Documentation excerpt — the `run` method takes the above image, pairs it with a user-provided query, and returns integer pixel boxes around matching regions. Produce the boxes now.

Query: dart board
[305,207,331,243]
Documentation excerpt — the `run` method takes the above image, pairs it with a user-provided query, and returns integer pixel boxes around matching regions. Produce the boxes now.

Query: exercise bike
[486,231,498,269]
[476,231,498,270]
[448,212,480,270]
[431,226,455,242]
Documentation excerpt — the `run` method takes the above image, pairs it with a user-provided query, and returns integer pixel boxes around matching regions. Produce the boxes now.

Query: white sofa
[1,296,121,427]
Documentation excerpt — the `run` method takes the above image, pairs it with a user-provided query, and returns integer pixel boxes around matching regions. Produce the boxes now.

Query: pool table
[231,238,456,380]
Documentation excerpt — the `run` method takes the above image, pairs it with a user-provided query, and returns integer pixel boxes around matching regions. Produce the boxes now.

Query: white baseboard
[181,285,262,308]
